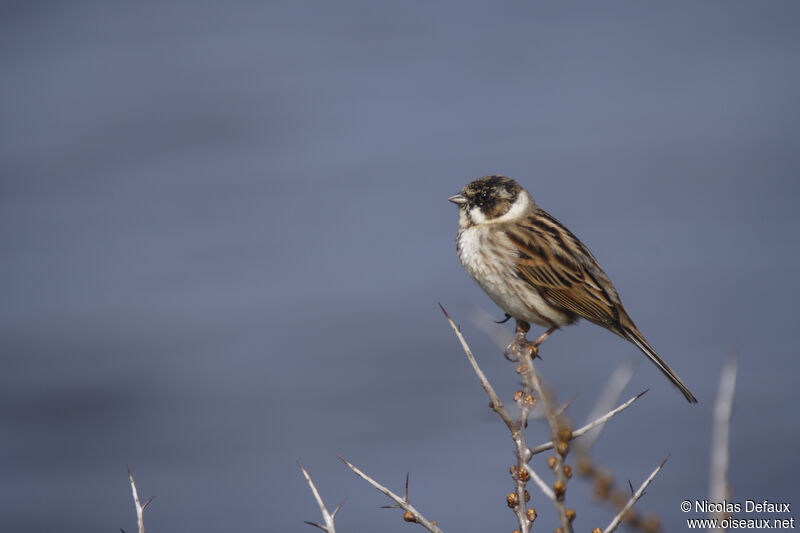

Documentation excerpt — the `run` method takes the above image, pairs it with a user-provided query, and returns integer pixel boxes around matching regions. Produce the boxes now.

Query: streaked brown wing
[505,211,622,329]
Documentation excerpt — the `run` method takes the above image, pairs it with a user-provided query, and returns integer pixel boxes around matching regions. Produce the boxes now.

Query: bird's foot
[504,321,556,361]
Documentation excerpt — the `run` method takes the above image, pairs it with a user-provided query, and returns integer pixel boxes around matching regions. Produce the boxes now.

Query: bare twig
[603,455,669,533]
[439,304,514,431]
[523,464,555,501]
[524,358,573,533]
[529,390,648,456]
[569,370,660,532]
[339,456,443,533]
[439,303,515,431]
[709,358,738,530]
[443,305,537,532]
[127,466,152,533]
[510,381,536,533]
[580,363,636,450]
[298,461,344,532]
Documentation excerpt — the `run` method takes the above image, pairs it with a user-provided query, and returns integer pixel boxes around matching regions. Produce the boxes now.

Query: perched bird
[449,175,697,403]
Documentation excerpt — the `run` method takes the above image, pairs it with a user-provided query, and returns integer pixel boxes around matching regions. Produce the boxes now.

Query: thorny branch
[570,366,663,533]
[523,356,574,533]
[441,304,539,532]
[603,455,669,533]
[298,461,344,532]
[439,303,515,431]
[127,466,153,533]
[529,390,648,456]
[578,363,636,451]
[339,456,443,533]
[310,306,677,532]
[463,307,664,533]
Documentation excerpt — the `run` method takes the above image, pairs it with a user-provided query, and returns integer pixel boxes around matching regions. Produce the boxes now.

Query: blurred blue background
[1,2,798,531]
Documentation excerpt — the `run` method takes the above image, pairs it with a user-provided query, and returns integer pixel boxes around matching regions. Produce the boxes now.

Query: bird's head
[449,175,532,226]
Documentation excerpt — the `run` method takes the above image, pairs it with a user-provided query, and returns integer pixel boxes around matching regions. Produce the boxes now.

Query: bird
[449,175,697,403]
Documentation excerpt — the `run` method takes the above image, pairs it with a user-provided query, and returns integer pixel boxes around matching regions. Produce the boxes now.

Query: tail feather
[623,326,698,404]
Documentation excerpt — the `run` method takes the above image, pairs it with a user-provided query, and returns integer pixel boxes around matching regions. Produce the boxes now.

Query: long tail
[622,326,698,403]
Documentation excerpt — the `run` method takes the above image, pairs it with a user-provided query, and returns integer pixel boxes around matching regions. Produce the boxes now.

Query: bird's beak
[448,193,467,205]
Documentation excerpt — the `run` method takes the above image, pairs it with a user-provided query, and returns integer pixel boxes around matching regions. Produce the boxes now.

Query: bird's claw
[494,313,513,324]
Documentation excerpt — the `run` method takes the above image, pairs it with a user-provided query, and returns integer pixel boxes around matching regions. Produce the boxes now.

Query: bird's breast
[456,225,572,327]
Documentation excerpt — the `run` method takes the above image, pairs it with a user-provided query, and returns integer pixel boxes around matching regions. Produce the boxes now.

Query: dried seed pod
[403,511,416,522]
[553,480,566,497]
[518,467,530,482]
[563,465,573,478]
[524,395,535,406]
[593,471,613,499]
[524,490,530,502]
[547,456,557,469]
[577,455,593,475]
[506,492,519,508]
[526,508,537,522]
[642,513,661,533]
[565,508,576,522]
[558,428,573,442]
[514,390,524,401]
[556,440,569,457]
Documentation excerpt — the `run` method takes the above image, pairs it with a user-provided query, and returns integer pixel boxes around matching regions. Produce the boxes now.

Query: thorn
[404,473,410,501]
[660,454,671,468]
[495,313,513,324]
[437,302,450,319]
[332,498,346,518]
[628,479,635,496]
[636,389,650,400]
[556,394,578,416]
[142,496,155,510]
[303,520,326,530]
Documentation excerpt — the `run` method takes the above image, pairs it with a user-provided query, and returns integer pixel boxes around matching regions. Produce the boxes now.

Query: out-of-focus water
[1,2,798,531]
